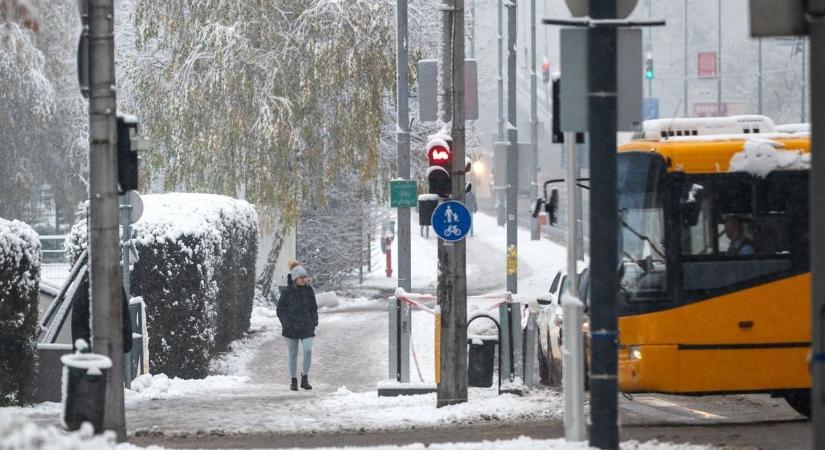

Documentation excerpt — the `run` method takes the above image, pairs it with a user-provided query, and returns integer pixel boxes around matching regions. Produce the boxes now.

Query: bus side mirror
[681,184,704,227]
[547,189,559,226]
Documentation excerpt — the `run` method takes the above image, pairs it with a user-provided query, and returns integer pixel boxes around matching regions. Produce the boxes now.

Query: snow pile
[67,194,258,379]
[125,373,248,402]
[315,388,562,432]
[0,410,118,450]
[0,218,41,406]
[729,139,810,178]
[315,291,340,309]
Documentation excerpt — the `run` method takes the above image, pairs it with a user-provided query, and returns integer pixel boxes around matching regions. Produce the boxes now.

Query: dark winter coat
[71,270,134,353]
[276,276,319,339]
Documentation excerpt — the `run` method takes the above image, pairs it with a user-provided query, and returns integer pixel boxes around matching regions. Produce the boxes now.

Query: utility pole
[801,38,807,123]
[758,37,763,114]
[497,0,506,227]
[88,0,125,441]
[506,0,518,294]
[396,0,411,294]
[437,0,468,408]
[470,0,475,59]
[588,0,619,448]
[442,1,453,124]
[684,0,689,117]
[810,3,825,448]
[716,0,722,116]
[529,0,539,241]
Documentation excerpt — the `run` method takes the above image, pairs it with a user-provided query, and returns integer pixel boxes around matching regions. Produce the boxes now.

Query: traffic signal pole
[529,0,539,241]
[437,0,468,408]
[810,4,825,448]
[496,0,506,227]
[588,0,619,448]
[87,0,126,440]
[396,0,411,293]
[506,0,519,294]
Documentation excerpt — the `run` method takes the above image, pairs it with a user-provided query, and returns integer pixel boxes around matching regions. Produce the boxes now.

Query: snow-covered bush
[68,194,257,379]
[0,218,40,406]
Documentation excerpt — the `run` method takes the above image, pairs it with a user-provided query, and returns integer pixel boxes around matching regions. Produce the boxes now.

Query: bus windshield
[617,152,668,301]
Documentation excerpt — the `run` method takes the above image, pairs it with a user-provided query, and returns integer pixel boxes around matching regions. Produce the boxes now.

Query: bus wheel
[783,389,811,418]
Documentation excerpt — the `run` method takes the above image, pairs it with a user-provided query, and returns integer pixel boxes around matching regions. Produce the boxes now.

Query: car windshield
[617,152,668,301]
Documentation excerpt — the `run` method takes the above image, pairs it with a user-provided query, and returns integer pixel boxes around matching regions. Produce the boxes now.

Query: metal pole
[564,132,586,441]
[647,0,652,98]
[442,1,453,124]
[119,195,131,389]
[88,0,125,440]
[529,0,539,241]
[716,0,722,116]
[506,0,519,294]
[802,37,807,123]
[470,0,475,59]
[684,0,689,117]
[588,0,619,447]
[758,37,763,115]
[396,0,411,294]
[438,0,468,408]
[809,6,825,449]
[497,0,506,227]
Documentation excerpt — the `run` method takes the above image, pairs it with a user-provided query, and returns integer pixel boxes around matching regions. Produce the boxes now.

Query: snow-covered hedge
[68,194,258,379]
[0,218,41,406]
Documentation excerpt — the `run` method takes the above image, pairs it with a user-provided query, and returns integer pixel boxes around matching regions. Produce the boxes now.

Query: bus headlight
[629,346,642,360]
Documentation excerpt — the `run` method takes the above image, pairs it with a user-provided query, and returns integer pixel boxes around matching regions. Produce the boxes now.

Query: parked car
[536,268,591,387]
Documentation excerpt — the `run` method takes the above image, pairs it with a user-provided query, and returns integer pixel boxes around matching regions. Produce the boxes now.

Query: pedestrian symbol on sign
[431,201,472,242]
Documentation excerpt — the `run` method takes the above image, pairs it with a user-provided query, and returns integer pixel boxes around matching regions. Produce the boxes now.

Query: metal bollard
[562,295,586,441]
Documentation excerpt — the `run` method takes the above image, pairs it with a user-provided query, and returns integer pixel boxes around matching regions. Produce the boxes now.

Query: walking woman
[276,260,319,390]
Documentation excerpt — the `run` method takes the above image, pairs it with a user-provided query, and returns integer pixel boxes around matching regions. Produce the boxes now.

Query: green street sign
[390,180,418,208]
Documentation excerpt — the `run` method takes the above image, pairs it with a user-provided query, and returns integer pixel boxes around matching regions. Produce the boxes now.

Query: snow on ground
[363,210,568,299]
[0,407,720,450]
[124,373,249,403]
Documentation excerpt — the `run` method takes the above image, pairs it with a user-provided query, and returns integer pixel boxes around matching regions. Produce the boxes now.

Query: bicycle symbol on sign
[444,224,463,237]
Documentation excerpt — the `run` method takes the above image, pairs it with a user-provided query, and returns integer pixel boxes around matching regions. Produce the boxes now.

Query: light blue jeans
[284,337,314,378]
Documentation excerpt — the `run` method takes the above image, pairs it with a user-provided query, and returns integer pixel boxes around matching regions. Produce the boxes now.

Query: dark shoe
[290,377,298,391]
[300,374,312,390]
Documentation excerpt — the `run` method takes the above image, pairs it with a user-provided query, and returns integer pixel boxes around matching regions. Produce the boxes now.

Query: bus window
[680,175,798,297]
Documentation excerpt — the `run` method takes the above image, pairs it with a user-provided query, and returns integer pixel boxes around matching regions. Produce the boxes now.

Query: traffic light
[541,59,551,84]
[644,53,654,80]
[426,135,452,198]
[116,113,139,193]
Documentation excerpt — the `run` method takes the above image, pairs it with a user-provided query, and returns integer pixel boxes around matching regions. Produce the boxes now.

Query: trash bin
[467,336,497,387]
[61,353,112,433]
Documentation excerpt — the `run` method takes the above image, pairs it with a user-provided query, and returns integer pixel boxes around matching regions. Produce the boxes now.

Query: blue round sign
[431,200,473,242]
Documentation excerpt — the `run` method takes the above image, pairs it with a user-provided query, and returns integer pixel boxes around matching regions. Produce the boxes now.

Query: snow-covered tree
[122,0,396,224]
[0,0,87,230]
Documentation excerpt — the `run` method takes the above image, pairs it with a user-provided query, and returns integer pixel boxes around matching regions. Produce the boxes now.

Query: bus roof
[619,136,810,174]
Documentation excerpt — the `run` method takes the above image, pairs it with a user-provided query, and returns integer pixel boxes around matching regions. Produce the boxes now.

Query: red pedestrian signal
[427,137,452,166]
[426,136,452,198]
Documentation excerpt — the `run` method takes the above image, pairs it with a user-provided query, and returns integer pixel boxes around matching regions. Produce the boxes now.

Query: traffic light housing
[426,136,452,198]
[116,113,139,193]
[644,54,654,80]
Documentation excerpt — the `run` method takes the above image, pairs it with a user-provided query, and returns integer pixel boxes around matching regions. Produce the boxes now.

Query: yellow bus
[614,115,811,416]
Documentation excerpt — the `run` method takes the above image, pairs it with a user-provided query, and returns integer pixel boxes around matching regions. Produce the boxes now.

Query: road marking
[633,396,728,421]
